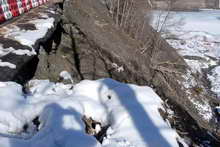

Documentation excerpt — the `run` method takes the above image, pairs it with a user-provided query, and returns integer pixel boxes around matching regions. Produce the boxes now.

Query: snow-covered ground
[0,78,186,147]
[151,9,220,97]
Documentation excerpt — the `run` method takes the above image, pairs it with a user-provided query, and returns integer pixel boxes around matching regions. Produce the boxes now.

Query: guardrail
[0,0,49,23]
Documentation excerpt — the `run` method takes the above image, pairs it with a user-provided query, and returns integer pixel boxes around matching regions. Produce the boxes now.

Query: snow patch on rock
[59,71,74,83]
[0,59,16,69]
[181,70,213,121]
[208,66,220,97]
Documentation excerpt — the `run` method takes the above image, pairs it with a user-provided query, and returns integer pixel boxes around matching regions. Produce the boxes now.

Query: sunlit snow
[0,13,54,69]
[0,79,185,147]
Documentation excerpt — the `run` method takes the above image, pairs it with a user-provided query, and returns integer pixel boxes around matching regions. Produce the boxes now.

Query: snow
[173,10,220,35]
[59,71,74,83]
[0,45,36,57]
[0,59,16,69]
[151,10,220,73]
[181,70,197,89]
[0,43,36,58]
[215,106,220,115]
[4,17,54,47]
[95,124,102,134]
[180,70,213,121]
[0,46,14,57]
[151,10,220,35]
[12,49,36,56]
[0,78,185,147]
[112,63,124,72]
[184,59,209,73]
[0,44,36,69]
[151,9,220,98]
[190,98,213,121]
[208,66,220,97]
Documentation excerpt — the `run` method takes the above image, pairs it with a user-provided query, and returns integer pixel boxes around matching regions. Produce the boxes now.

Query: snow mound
[0,79,185,147]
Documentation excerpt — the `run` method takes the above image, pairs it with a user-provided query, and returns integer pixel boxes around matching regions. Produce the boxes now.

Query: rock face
[49,0,220,140]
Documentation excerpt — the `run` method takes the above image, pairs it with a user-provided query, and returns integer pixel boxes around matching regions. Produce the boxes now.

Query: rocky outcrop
[0,4,60,84]
[46,0,220,141]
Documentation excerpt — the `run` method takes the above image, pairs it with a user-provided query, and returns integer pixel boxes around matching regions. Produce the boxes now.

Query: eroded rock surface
[54,0,220,141]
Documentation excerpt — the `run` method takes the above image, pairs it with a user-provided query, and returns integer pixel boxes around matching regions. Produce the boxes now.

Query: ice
[0,78,185,147]
[151,10,220,35]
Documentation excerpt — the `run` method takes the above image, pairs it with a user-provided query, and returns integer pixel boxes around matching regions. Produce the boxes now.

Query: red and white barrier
[0,0,49,23]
